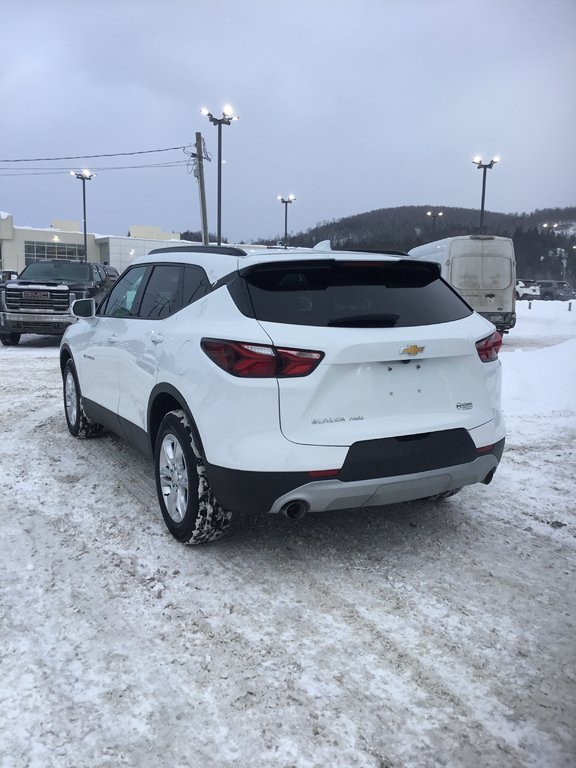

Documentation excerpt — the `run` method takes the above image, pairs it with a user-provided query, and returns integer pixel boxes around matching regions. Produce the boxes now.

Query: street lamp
[70,169,95,260]
[277,195,296,249]
[201,105,239,245]
[542,222,559,235]
[426,209,443,234]
[472,155,499,234]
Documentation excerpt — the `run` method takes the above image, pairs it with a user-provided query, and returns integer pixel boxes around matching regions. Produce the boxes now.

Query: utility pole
[195,132,209,245]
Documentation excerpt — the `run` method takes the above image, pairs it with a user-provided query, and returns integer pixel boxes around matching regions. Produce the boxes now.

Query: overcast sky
[1,0,575,242]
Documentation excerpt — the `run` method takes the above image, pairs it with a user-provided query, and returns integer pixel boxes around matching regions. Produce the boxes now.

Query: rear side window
[138,265,184,319]
[183,265,211,305]
[229,260,472,327]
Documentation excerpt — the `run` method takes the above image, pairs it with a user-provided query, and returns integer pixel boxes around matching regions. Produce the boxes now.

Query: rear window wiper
[327,313,400,328]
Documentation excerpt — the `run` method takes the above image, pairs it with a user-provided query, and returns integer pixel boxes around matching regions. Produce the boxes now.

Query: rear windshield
[18,261,91,283]
[228,259,472,327]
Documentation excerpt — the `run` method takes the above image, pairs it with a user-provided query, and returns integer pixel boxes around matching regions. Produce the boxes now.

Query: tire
[1,333,21,346]
[63,360,104,438]
[154,409,232,544]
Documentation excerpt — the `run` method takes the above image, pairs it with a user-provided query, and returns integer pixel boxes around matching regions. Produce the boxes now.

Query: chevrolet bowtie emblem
[400,344,425,356]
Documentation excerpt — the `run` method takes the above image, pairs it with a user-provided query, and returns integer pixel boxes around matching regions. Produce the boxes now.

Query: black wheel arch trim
[147,383,205,459]
[59,343,74,373]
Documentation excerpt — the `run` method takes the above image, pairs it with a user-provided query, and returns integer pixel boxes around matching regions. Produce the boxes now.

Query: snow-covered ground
[1,301,575,768]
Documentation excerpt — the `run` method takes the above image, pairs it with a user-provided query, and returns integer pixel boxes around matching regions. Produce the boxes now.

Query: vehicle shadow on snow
[61,429,469,558]
[7,334,61,349]
[220,496,466,556]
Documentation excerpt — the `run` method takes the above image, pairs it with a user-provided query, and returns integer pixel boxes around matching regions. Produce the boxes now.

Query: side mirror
[71,298,96,318]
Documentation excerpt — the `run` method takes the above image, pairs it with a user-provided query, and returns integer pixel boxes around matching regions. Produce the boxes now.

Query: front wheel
[63,360,104,438]
[155,410,232,544]
[1,333,21,346]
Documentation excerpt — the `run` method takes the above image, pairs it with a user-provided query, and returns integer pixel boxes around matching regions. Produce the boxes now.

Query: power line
[0,146,187,163]
[0,161,189,176]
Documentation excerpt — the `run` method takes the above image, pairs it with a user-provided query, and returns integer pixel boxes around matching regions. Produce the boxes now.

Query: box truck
[408,235,516,334]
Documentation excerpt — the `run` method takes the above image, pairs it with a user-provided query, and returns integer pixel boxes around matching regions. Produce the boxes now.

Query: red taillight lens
[475,331,502,362]
[201,339,324,378]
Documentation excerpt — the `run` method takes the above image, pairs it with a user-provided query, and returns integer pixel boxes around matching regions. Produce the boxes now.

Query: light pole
[201,105,239,245]
[472,155,499,234]
[71,169,95,260]
[426,209,443,234]
[277,195,295,249]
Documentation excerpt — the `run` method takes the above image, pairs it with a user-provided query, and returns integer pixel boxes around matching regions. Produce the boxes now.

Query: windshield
[18,261,92,283]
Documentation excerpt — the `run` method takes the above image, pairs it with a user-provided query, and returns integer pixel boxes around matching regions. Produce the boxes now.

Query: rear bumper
[205,436,505,515]
[0,311,74,335]
[479,311,516,331]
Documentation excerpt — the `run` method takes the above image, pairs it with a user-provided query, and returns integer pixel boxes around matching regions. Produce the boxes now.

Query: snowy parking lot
[1,301,575,768]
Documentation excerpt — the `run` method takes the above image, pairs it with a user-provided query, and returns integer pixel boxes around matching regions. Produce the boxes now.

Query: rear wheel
[155,410,232,544]
[1,333,21,346]
[63,360,104,438]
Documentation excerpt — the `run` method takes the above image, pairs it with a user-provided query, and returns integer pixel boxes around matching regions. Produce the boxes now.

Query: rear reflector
[308,469,340,478]
[475,331,502,362]
[476,444,494,454]
[201,338,324,378]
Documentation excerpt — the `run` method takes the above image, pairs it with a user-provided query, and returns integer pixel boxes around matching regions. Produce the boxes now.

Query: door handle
[151,333,164,345]
[107,335,119,345]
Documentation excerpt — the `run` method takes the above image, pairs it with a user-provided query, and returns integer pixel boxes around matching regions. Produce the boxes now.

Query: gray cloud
[1,0,575,242]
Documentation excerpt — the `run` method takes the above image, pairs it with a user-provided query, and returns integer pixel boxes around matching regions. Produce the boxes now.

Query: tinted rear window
[229,260,472,327]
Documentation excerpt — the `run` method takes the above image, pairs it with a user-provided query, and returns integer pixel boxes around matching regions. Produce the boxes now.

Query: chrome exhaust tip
[279,500,310,520]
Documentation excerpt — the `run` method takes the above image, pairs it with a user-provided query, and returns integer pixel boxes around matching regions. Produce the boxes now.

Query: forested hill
[282,205,576,281]
[182,204,576,281]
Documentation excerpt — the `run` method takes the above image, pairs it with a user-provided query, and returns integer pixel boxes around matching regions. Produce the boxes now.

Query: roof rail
[148,245,248,256]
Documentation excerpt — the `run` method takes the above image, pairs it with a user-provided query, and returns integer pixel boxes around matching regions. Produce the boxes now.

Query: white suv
[60,244,506,544]
[515,279,540,300]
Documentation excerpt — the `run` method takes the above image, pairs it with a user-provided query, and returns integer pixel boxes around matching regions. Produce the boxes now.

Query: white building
[0,212,196,276]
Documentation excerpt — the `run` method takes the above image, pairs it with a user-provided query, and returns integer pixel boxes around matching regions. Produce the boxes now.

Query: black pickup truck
[0,260,109,346]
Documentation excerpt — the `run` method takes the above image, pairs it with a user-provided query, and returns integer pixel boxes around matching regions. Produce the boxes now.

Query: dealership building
[0,211,197,276]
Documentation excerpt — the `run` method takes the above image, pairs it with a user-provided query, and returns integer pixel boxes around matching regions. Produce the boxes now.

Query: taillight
[201,338,324,378]
[475,331,502,362]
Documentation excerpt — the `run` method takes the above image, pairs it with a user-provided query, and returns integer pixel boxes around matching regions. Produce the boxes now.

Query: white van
[408,235,516,334]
